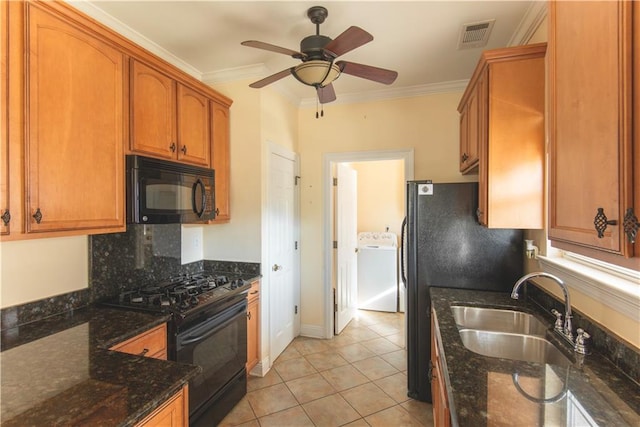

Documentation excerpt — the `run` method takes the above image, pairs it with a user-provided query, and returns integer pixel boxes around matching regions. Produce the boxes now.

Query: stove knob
[230,280,238,289]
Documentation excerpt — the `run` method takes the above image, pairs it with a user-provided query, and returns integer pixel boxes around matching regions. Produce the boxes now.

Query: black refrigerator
[402,181,523,402]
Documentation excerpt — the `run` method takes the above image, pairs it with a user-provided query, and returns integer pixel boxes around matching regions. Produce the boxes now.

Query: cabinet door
[177,84,210,167]
[246,290,259,373]
[135,386,187,427]
[459,76,481,173]
[210,101,230,222]
[130,60,177,160]
[549,1,634,256]
[26,4,125,234]
[1,0,8,235]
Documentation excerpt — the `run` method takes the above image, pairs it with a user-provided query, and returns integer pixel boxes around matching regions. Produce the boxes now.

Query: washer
[357,232,398,312]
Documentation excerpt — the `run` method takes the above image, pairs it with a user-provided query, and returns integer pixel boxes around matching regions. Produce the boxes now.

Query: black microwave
[126,155,215,224]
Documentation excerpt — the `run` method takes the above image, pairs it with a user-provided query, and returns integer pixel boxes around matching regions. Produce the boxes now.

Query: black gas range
[105,273,251,322]
[103,273,251,426]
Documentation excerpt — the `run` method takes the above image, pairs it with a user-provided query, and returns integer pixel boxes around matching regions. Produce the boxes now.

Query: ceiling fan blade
[324,26,373,58]
[337,61,398,85]
[317,84,337,104]
[249,68,294,88]
[241,40,306,59]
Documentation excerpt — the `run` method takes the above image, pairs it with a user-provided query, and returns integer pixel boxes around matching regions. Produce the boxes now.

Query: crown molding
[202,64,268,84]
[508,0,548,46]
[65,0,203,80]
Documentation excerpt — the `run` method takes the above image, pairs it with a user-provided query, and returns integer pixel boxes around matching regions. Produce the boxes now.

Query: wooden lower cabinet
[431,310,451,427]
[246,280,260,373]
[110,323,168,360]
[135,385,189,427]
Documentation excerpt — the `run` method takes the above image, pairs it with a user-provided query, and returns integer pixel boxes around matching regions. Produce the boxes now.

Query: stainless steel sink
[451,305,548,336]
[458,329,572,367]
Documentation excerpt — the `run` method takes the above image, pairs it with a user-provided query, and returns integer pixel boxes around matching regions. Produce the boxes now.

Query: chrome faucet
[511,272,574,343]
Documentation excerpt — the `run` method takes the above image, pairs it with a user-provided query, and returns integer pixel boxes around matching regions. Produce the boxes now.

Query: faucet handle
[551,309,563,332]
[575,328,590,355]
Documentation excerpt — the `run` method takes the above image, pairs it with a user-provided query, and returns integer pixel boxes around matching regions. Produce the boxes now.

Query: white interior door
[335,163,358,334]
[269,150,297,360]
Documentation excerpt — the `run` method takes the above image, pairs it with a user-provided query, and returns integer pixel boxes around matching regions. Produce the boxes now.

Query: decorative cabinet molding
[459,43,546,229]
[548,0,639,269]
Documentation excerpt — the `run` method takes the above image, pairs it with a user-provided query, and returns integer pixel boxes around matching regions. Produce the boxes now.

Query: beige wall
[0,236,88,308]
[351,159,405,237]
[298,93,476,328]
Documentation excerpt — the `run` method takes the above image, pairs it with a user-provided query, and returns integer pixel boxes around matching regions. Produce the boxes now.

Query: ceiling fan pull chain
[316,98,320,119]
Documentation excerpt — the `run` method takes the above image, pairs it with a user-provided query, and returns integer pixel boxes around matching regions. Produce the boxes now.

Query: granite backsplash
[1,224,260,330]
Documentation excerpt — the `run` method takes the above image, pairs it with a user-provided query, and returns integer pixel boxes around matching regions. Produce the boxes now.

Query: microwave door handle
[192,179,206,218]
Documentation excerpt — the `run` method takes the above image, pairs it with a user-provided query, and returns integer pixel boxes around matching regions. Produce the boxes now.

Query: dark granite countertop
[0,306,200,426]
[430,288,640,427]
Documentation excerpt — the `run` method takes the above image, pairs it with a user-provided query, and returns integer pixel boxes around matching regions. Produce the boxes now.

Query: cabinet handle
[593,208,617,238]
[247,312,251,320]
[250,290,258,295]
[623,208,639,244]
[1,209,10,226]
[181,145,187,155]
[461,153,469,163]
[32,208,43,224]
[170,142,177,152]
[272,264,282,271]
[138,348,150,357]
[215,208,220,216]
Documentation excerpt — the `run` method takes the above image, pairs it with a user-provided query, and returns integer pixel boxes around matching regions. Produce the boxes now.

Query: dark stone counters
[430,288,640,427]
[0,305,200,426]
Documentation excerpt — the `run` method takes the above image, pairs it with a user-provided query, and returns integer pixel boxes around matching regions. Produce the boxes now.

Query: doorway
[323,149,414,339]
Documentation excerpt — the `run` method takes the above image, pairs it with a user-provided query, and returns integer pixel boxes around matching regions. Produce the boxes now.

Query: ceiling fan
[241,6,398,104]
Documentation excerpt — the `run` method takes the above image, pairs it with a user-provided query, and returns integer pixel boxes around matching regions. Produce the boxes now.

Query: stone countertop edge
[429,287,640,427]
[0,305,201,427]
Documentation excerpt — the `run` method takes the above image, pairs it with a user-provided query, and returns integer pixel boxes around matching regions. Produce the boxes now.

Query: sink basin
[458,329,572,367]
[451,305,548,336]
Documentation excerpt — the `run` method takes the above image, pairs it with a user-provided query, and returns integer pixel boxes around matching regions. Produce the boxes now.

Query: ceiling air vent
[457,19,495,49]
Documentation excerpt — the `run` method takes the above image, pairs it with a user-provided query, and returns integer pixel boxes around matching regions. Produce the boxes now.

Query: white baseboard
[300,323,327,339]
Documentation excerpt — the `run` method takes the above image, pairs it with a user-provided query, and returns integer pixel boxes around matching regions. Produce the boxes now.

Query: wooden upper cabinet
[461,43,546,229]
[130,59,210,167]
[210,101,230,222]
[1,0,9,236]
[130,60,177,160]
[25,3,125,234]
[549,0,638,264]
[458,71,484,173]
[177,84,210,166]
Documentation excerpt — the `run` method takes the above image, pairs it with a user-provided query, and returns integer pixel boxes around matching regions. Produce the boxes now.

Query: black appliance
[402,181,523,402]
[103,273,250,426]
[126,155,216,224]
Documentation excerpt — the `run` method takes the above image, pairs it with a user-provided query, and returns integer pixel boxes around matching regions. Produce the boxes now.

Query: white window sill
[536,254,640,322]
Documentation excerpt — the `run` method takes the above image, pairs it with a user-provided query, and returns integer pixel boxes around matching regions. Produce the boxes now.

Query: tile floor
[220,310,434,426]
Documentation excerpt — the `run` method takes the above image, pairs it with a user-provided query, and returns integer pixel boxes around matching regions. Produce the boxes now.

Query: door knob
[272,264,282,271]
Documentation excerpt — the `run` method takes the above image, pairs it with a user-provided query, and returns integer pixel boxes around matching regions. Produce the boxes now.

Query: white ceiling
[71,1,546,105]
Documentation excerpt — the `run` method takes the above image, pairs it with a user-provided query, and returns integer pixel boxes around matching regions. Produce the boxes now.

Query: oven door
[176,298,247,421]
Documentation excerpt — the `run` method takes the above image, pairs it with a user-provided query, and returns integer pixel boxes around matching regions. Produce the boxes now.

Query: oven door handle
[178,302,246,347]
[181,325,223,346]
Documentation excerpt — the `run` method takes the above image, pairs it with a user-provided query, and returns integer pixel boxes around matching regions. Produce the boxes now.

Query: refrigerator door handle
[400,216,407,286]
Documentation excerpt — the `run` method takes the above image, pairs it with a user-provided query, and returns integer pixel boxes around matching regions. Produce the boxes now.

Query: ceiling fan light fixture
[292,60,340,87]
